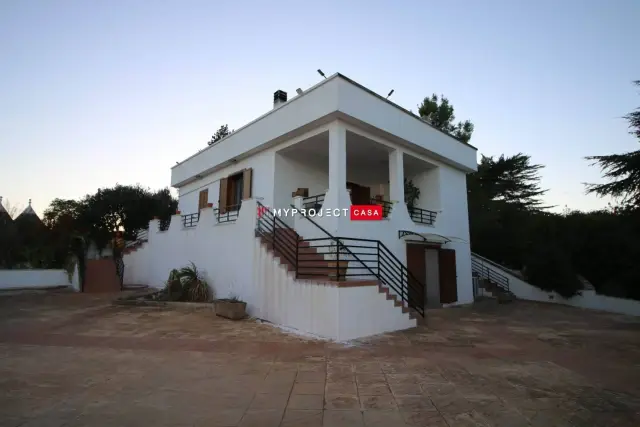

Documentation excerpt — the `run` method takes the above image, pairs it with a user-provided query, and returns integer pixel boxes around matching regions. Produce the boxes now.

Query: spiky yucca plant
[178,262,211,302]
[164,269,182,301]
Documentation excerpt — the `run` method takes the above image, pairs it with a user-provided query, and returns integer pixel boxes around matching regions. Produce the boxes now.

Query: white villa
[123,73,479,341]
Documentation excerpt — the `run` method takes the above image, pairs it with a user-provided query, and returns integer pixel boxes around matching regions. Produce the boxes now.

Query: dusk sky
[1,0,638,217]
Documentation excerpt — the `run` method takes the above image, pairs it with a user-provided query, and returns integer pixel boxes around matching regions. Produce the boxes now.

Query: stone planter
[215,299,247,320]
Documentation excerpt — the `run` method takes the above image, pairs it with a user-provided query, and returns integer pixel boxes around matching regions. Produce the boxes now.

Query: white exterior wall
[178,150,276,214]
[410,168,441,212]
[274,153,327,210]
[172,74,476,189]
[0,269,75,291]
[123,198,415,340]
[335,78,476,171]
[472,255,640,317]
[125,202,257,302]
[123,244,150,286]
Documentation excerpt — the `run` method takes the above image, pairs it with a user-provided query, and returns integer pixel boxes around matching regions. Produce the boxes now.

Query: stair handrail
[471,252,517,275]
[471,254,510,292]
[289,204,377,278]
[256,202,299,268]
[291,204,425,317]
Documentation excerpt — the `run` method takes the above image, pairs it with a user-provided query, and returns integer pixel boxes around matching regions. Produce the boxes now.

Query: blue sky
[1,0,638,217]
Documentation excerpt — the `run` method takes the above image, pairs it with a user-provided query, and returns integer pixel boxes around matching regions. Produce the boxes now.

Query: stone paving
[0,290,639,426]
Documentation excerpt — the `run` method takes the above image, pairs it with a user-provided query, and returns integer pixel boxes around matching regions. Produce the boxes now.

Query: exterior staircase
[256,210,422,321]
[471,253,516,303]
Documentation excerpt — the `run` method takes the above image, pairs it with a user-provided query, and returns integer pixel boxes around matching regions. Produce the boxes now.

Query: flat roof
[172,73,477,169]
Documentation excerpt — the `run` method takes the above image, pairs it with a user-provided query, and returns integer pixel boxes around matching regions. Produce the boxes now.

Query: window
[218,168,252,213]
[228,173,243,209]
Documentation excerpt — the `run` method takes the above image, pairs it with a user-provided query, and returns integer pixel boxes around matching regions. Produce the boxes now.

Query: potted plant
[215,294,247,320]
[327,240,349,280]
[404,178,420,212]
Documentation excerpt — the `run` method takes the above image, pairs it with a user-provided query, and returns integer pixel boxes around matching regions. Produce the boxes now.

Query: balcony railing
[370,199,393,218]
[302,194,325,212]
[214,203,241,223]
[159,218,170,231]
[182,212,200,228]
[408,206,437,226]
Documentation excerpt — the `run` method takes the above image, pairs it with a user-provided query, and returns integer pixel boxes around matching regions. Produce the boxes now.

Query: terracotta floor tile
[420,382,457,397]
[389,383,423,396]
[249,393,289,411]
[387,374,421,384]
[265,371,297,383]
[356,374,386,385]
[395,395,437,412]
[2,294,639,427]
[287,394,324,410]
[292,382,325,395]
[360,395,398,410]
[327,372,355,382]
[362,410,408,427]
[298,363,326,373]
[239,410,284,427]
[358,383,392,396]
[323,410,364,426]
[281,409,323,427]
[324,395,360,410]
[296,372,326,383]
[401,411,449,427]
[256,379,295,394]
[442,410,492,427]
[325,382,357,395]
[354,362,383,373]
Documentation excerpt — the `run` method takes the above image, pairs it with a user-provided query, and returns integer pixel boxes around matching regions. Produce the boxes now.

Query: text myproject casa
[271,207,382,218]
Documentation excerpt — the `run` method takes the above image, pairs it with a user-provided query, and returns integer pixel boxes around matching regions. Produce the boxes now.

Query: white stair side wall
[253,238,339,339]
[337,286,417,341]
[254,239,416,341]
[471,254,640,317]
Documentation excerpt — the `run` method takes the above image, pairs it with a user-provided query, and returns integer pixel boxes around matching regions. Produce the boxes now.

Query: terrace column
[322,121,351,233]
[389,149,411,222]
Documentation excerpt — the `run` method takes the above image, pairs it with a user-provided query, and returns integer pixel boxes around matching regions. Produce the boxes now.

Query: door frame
[404,242,458,306]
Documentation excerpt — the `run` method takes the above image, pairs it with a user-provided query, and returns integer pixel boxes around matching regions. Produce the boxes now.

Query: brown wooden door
[405,244,426,309]
[439,249,458,303]
[347,182,371,205]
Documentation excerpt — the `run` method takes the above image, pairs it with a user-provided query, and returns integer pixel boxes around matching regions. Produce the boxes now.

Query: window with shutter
[198,189,209,210]
[242,168,253,200]
[219,178,228,214]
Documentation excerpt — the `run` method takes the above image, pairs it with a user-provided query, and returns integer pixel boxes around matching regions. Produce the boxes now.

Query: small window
[227,173,244,210]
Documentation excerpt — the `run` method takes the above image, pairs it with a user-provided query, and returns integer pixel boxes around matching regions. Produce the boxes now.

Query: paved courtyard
[0,290,639,426]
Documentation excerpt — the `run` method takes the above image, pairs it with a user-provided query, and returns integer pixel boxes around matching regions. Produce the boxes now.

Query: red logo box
[350,205,383,221]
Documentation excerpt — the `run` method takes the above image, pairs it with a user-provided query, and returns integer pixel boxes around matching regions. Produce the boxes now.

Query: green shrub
[524,245,582,299]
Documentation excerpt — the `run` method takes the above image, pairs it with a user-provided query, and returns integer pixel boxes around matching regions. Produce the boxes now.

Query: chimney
[273,90,287,109]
